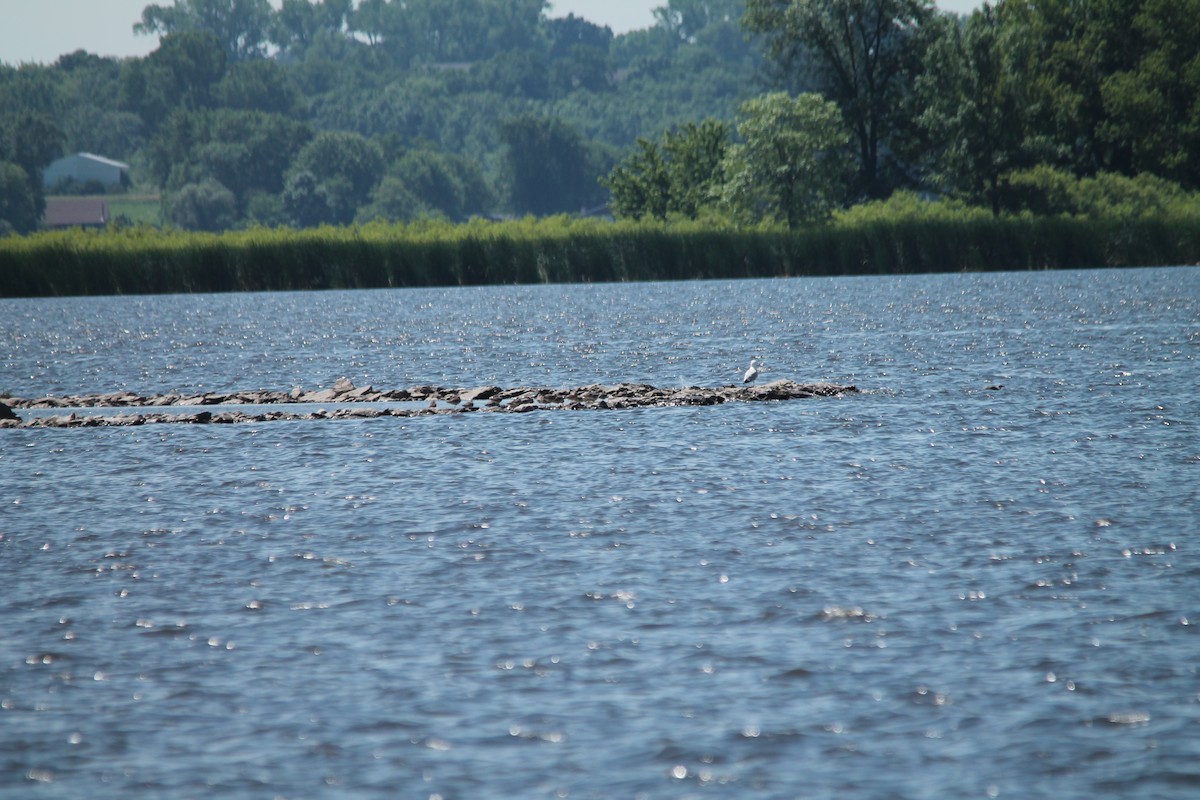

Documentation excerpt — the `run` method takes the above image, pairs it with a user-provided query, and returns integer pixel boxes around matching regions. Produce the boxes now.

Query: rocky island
[1,379,858,429]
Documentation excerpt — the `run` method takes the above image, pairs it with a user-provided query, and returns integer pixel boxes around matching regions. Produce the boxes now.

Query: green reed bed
[2,214,1197,297]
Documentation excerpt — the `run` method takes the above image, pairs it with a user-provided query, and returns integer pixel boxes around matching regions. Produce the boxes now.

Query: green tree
[743,0,938,199]
[0,161,40,235]
[1099,0,1200,188]
[271,0,352,54]
[357,175,427,221]
[602,119,728,220]
[654,0,744,42]
[285,131,383,224]
[663,119,729,217]
[359,148,492,222]
[119,31,228,132]
[397,148,491,219]
[215,59,305,116]
[48,51,143,159]
[1003,164,1190,218]
[145,108,312,209]
[603,138,672,220]
[999,0,1141,175]
[0,64,63,119]
[546,14,613,93]
[500,115,605,215]
[135,0,274,62]
[720,92,851,228]
[0,112,66,180]
[919,4,1026,214]
[282,169,328,227]
[163,178,238,230]
[0,111,65,229]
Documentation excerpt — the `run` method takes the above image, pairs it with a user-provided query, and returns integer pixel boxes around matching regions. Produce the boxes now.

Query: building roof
[44,198,109,228]
[69,153,131,170]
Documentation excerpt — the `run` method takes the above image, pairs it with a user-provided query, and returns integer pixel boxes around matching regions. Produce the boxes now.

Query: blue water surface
[2,267,1198,799]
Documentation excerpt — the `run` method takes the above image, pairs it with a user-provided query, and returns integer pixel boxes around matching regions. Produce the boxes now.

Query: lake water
[2,267,1198,799]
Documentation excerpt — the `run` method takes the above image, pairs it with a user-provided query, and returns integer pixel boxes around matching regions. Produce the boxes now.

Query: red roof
[44,198,109,228]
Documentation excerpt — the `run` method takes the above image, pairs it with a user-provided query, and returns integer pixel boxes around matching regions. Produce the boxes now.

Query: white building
[43,153,130,191]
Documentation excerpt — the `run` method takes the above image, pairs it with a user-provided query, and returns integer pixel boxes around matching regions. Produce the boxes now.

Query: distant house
[44,198,109,229]
[42,153,130,192]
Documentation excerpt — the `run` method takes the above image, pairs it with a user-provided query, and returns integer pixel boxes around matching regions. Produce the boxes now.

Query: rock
[460,386,501,404]
[3,381,858,427]
[299,389,339,403]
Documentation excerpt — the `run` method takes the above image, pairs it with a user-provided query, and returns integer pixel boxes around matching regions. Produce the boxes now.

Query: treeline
[3,0,1200,247]
[606,0,1200,227]
[0,0,755,234]
[4,205,1198,297]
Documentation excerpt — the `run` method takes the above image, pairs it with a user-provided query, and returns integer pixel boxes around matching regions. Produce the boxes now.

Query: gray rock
[1,380,858,428]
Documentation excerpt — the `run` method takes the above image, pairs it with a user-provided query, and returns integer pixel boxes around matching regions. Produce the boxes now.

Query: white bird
[742,359,759,384]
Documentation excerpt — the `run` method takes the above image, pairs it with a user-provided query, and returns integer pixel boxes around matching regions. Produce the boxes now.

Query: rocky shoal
[0,378,857,429]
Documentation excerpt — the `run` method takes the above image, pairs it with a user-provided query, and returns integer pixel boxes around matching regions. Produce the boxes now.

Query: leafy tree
[349,0,546,66]
[1098,0,1200,188]
[391,148,492,219]
[998,0,1141,175]
[358,147,493,223]
[545,14,613,93]
[1002,165,1191,219]
[135,0,274,62]
[357,175,427,222]
[282,169,328,227]
[215,59,305,116]
[603,138,672,220]
[145,108,312,209]
[743,0,938,199]
[0,111,65,230]
[473,50,553,100]
[500,115,606,215]
[59,109,143,163]
[720,92,851,228]
[119,31,228,132]
[348,0,392,49]
[0,112,66,180]
[0,161,40,235]
[286,131,383,224]
[163,178,238,230]
[244,191,289,226]
[44,52,142,158]
[654,0,744,43]
[603,119,729,220]
[271,0,352,54]
[919,4,1027,214]
[0,64,63,119]
[663,119,729,217]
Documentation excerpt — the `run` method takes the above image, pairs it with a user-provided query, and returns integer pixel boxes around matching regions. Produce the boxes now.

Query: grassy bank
[2,213,1198,297]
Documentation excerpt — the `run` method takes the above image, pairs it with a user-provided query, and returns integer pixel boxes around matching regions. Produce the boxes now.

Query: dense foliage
[0,0,757,232]
[1,0,1200,253]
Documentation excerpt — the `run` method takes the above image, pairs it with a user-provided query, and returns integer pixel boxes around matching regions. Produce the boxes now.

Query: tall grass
[2,210,1198,297]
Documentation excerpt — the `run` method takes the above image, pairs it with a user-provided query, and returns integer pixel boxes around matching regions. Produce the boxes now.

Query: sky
[0,0,985,66]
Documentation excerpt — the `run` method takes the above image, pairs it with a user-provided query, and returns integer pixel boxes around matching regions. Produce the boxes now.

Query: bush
[1003,166,1199,219]
[163,179,238,232]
